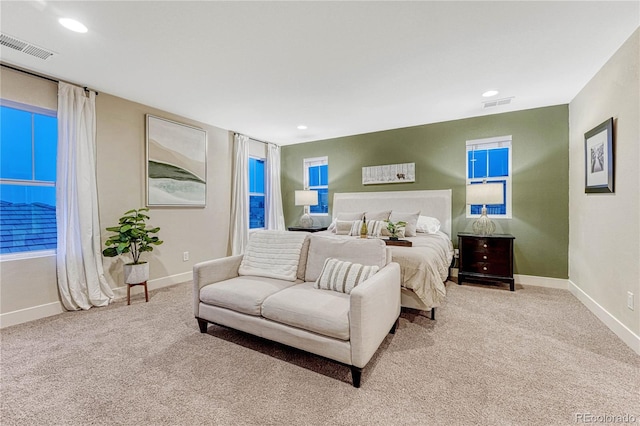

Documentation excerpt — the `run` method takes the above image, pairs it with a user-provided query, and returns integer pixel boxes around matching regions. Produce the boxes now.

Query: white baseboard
[112,271,192,299]
[568,280,640,356]
[0,301,65,329]
[1,271,193,328]
[449,268,568,289]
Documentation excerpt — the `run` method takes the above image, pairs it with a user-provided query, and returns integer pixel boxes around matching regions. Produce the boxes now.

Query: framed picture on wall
[146,115,207,206]
[584,117,614,193]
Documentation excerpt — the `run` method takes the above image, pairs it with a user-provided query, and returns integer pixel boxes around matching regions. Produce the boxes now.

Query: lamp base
[299,213,313,228]
[472,207,496,236]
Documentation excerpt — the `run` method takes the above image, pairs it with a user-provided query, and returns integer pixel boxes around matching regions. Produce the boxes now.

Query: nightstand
[458,233,515,291]
[287,226,328,233]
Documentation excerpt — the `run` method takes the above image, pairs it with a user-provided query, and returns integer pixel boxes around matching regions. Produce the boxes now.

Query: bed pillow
[314,258,379,294]
[364,210,392,221]
[349,219,385,237]
[416,215,441,234]
[335,220,355,235]
[329,212,365,233]
[389,211,420,237]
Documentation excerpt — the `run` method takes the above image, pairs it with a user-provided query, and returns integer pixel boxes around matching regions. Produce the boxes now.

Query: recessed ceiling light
[297,125,308,130]
[482,90,499,97]
[59,18,88,33]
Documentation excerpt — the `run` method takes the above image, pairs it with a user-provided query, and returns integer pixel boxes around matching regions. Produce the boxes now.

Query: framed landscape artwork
[584,117,614,193]
[146,115,207,206]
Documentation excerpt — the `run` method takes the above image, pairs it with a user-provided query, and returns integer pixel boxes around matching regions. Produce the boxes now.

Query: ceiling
[1,1,638,146]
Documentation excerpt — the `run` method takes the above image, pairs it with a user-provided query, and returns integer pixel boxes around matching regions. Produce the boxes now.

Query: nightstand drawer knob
[483,255,487,260]
[483,244,487,248]
[483,266,488,271]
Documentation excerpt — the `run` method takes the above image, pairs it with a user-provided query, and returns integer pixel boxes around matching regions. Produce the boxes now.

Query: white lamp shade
[466,183,504,205]
[294,190,318,206]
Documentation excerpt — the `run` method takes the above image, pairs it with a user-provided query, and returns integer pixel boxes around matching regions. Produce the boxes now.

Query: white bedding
[314,231,453,307]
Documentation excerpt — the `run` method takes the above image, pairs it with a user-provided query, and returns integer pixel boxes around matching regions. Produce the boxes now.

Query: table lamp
[466,182,504,235]
[294,190,318,228]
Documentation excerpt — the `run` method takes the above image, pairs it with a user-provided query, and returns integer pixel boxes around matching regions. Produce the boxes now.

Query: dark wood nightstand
[458,233,515,291]
[287,226,328,233]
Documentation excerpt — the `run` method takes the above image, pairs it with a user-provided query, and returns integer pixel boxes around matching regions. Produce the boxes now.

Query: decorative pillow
[349,219,385,237]
[335,220,354,235]
[336,212,365,221]
[364,210,392,221]
[329,212,365,233]
[416,215,441,234]
[389,211,420,237]
[314,258,379,294]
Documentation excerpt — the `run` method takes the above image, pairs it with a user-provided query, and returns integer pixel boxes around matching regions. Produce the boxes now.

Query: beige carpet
[1,281,638,425]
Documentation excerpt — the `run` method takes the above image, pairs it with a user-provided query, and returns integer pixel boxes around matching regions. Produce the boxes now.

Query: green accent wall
[281,105,569,279]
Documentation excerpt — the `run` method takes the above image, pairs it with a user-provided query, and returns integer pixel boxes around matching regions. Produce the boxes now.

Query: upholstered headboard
[332,189,452,237]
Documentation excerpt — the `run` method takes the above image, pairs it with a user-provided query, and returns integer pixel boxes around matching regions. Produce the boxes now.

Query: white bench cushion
[200,276,299,316]
[261,282,351,341]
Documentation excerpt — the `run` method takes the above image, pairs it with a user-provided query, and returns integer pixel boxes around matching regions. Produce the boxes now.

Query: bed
[317,189,454,319]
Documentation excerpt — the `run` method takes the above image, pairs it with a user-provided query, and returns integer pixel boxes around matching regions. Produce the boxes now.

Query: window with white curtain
[0,100,57,255]
[249,156,265,229]
[303,156,328,215]
[466,136,512,219]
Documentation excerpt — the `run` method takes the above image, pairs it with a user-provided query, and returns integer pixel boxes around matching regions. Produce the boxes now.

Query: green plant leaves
[101,208,162,264]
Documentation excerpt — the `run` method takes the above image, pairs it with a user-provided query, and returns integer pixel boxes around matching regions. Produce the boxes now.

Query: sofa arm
[349,262,401,368]
[193,255,243,317]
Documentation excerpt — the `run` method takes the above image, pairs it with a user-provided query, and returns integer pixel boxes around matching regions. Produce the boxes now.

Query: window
[304,157,328,214]
[466,136,512,218]
[0,101,57,255]
[248,156,265,229]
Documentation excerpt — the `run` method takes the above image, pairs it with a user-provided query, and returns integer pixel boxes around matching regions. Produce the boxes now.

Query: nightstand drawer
[464,260,510,277]
[464,237,510,255]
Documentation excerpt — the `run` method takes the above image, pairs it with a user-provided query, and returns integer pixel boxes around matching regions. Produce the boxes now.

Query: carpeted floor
[1,280,638,425]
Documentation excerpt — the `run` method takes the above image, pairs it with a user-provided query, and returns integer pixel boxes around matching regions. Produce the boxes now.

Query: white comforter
[315,231,453,307]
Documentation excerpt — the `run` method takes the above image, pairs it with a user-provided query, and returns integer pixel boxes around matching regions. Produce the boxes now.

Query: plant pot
[124,262,149,284]
[389,236,399,241]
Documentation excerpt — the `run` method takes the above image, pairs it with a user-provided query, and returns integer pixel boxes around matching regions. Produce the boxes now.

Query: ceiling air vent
[0,33,55,60]
[482,97,514,109]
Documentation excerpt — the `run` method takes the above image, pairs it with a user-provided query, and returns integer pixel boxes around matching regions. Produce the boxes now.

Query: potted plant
[102,208,163,284]
[384,220,407,241]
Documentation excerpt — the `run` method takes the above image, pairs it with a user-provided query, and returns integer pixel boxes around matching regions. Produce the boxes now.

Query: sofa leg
[197,318,208,333]
[351,366,362,388]
[389,318,399,334]
[430,307,436,320]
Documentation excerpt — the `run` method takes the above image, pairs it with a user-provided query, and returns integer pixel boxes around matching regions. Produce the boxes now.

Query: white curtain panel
[56,82,114,310]
[265,143,285,230]
[230,133,250,255]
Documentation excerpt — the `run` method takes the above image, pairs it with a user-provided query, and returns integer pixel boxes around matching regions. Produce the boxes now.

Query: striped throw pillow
[349,220,385,237]
[314,258,380,294]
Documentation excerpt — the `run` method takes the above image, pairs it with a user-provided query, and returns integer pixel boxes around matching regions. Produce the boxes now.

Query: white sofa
[193,231,401,387]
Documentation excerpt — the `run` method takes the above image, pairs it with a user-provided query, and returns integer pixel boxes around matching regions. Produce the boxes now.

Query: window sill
[0,249,56,262]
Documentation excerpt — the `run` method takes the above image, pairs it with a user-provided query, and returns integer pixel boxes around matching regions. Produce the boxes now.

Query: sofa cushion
[239,230,308,281]
[261,282,351,340]
[305,236,387,282]
[200,276,299,316]
[315,258,379,294]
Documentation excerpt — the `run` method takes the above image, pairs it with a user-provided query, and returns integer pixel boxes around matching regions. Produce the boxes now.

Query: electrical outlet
[454,249,459,258]
[628,292,634,310]
[183,251,189,262]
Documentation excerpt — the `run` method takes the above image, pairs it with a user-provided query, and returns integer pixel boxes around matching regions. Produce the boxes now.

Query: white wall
[568,29,640,353]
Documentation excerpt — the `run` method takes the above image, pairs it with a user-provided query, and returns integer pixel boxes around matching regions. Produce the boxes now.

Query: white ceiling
[1,1,638,145]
